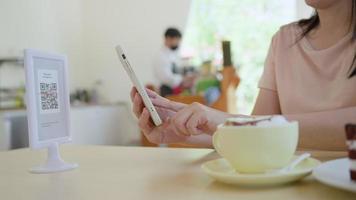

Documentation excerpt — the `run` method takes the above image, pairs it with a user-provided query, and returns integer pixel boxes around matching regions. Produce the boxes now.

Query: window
[182,0,297,114]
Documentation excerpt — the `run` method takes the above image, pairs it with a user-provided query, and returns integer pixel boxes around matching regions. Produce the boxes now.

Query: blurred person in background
[153,27,195,97]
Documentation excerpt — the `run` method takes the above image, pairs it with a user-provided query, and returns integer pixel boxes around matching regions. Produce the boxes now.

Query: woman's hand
[130,87,234,144]
[131,87,188,144]
[169,102,233,136]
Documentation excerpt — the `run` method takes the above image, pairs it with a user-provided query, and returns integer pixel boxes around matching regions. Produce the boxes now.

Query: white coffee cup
[213,121,298,173]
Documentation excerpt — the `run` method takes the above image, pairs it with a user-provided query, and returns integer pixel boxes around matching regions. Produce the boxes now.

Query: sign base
[29,143,78,174]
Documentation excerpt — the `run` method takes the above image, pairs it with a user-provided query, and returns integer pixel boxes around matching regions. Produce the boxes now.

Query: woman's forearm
[180,103,356,151]
[285,107,356,151]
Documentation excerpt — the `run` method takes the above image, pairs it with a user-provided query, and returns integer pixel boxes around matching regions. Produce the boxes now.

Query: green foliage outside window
[182,0,295,114]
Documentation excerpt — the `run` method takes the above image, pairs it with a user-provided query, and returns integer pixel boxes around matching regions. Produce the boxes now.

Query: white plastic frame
[24,49,77,173]
[25,49,72,149]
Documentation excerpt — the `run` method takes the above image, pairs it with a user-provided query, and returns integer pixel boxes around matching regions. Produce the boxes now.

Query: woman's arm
[285,108,355,151]
[253,88,355,150]
[252,88,281,115]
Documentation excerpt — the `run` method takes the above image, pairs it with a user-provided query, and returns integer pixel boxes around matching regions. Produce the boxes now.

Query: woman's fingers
[155,106,175,121]
[170,103,210,136]
[138,108,154,135]
[140,118,188,144]
[171,108,194,136]
[151,96,186,112]
[134,87,186,113]
[143,88,187,112]
[169,101,187,112]
[130,87,137,102]
[145,88,158,98]
[160,124,188,143]
[139,107,170,144]
[133,93,144,118]
[186,112,206,135]
[131,86,144,118]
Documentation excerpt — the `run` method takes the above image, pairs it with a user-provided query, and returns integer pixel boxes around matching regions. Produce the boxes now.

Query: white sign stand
[30,143,77,173]
[24,49,78,173]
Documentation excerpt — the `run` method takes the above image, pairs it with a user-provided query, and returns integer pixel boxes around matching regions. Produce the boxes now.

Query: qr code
[40,83,59,110]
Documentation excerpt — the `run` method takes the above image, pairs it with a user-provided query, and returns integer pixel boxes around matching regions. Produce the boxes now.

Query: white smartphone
[115,45,162,126]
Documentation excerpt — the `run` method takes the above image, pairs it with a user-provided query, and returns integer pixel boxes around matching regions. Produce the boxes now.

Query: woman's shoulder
[272,22,302,47]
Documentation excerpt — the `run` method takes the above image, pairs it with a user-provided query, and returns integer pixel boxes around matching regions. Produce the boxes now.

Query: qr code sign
[38,69,60,114]
[40,82,59,111]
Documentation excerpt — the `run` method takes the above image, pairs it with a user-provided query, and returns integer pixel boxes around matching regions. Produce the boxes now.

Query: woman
[131,0,356,151]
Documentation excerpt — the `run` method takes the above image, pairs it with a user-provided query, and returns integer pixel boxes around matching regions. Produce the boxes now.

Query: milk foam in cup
[213,116,299,173]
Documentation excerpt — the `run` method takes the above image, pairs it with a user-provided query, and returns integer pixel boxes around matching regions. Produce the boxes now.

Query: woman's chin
[305,0,340,10]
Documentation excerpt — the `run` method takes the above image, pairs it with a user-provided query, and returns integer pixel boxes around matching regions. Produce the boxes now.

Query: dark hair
[298,0,356,78]
[164,28,182,38]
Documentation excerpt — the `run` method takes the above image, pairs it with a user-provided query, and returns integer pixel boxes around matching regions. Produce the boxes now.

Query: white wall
[0,0,192,146]
[296,0,314,19]
[0,0,89,90]
[81,0,192,103]
[0,0,191,102]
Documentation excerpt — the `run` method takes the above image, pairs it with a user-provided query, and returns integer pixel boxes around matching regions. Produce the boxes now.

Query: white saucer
[201,156,321,187]
[313,158,356,193]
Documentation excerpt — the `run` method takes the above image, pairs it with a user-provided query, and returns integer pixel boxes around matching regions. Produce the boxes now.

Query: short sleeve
[258,34,278,91]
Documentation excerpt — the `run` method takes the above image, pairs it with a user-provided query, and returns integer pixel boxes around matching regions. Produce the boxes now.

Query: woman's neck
[307,0,353,50]
[317,1,352,36]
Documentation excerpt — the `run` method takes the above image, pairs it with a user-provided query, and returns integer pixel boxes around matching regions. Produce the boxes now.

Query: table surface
[0,145,355,200]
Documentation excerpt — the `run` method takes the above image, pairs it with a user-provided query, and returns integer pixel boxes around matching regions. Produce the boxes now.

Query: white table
[0,145,354,200]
